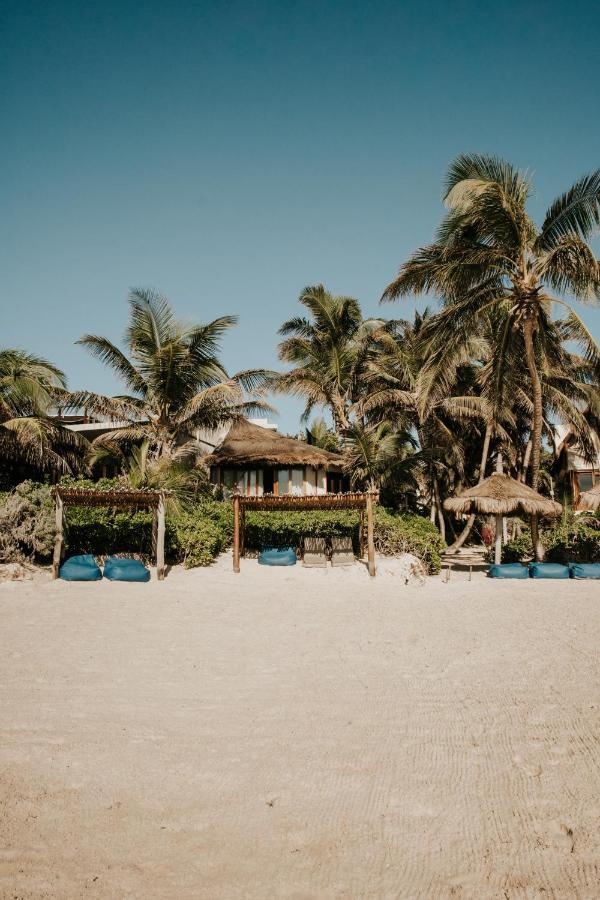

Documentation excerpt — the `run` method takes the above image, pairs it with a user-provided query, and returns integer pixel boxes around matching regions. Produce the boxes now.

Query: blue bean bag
[103,557,151,582]
[258,547,297,567]
[60,554,102,581]
[488,563,530,579]
[529,562,570,579]
[569,562,600,579]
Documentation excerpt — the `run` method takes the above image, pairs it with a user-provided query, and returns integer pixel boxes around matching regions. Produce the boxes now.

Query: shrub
[243,506,444,574]
[496,514,600,564]
[174,514,228,568]
[0,480,55,562]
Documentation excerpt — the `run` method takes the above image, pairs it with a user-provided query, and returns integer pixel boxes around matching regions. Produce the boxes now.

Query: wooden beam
[156,494,166,580]
[240,505,246,557]
[359,509,365,559]
[366,492,376,577]
[52,492,64,579]
[233,494,240,573]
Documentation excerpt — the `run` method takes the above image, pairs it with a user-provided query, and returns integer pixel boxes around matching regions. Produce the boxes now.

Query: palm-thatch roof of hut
[203,420,344,470]
[576,482,600,512]
[444,473,562,517]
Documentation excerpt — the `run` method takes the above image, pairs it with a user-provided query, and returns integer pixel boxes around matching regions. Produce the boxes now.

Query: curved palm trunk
[448,422,492,551]
[523,318,545,562]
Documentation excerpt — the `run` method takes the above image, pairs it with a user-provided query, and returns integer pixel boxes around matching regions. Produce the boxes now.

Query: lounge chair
[569,562,600,579]
[488,562,529,579]
[59,554,102,581]
[529,562,570,579]
[303,537,328,567]
[330,535,355,567]
[258,547,297,566]
[103,557,151,582]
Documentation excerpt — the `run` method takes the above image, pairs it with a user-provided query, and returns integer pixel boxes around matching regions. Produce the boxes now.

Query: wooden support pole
[240,505,246,558]
[156,494,166,580]
[366,492,376,577]
[359,509,365,559]
[233,494,240,573]
[52,493,64,579]
[494,514,503,566]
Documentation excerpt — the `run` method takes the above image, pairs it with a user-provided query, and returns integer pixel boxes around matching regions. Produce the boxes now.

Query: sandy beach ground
[1,556,599,899]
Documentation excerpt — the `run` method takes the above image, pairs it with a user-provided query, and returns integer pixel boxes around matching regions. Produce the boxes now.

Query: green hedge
[497,514,600,564]
[0,478,445,574]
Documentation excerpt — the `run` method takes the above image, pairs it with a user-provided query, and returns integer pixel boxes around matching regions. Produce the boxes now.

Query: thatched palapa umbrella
[576,482,600,512]
[444,473,562,564]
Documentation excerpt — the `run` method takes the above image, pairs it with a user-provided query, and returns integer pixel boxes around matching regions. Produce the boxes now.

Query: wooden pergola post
[233,494,241,573]
[366,491,376,577]
[359,509,365,559]
[156,493,166,580]
[52,492,64,579]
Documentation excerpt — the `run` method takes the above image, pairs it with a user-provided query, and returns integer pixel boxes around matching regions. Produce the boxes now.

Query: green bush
[243,506,444,574]
[0,479,445,573]
[0,481,55,562]
[497,514,600,564]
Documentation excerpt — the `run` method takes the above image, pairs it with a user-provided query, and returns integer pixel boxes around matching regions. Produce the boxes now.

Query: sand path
[1,559,599,898]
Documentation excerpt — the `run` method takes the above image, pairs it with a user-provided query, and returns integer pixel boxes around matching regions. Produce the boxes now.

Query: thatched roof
[444,473,562,517]
[203,420,344,470]
[576,482,600,512]
[236,491,377,511]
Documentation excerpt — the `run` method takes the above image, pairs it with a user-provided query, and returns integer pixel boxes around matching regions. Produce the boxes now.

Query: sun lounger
[103,557,151,582]
[59,554,102,581]
[569,562,600,579]
[303,536,328,567]
[529,562,570,579]
[488,562,529,579]
[330,535,355,567]
[258,547,297,566]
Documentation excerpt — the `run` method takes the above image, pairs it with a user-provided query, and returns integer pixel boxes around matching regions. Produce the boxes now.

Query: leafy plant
[0,480,56,562]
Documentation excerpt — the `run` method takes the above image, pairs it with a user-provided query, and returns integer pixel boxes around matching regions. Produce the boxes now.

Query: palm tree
[0,348,85,474]
[382,155,600,559]
[65,288,274,463]
[278,284,388,433]
[305,416,340,452]
[343,420,417,493]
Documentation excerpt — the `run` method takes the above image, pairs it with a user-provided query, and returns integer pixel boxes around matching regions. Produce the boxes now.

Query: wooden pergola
[232,491,379,576]
[52,487,170,580]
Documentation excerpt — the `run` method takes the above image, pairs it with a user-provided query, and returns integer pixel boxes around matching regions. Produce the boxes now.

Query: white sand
[1,556,600,898]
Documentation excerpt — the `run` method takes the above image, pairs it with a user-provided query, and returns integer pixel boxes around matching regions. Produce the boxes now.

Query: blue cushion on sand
[258,547,297,566]
[529,562,570,579]
[104,558,151,582]
[488,563,529,579]
[60,555,102,581]
[569,562,600,579]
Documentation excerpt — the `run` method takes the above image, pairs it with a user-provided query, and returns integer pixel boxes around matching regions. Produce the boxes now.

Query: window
[578,472,594,493]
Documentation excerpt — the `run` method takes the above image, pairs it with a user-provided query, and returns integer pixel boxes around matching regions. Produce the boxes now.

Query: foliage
[0,480,55,562]
[62,288,274,464]
[243,506,444,574]
[497,514,600,564]
[0,348,86,475]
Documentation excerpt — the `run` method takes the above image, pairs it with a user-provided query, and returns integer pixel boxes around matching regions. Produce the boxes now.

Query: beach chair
[258,547,297,566]
[60,554,102,581]
[330,535,355,567]
[569,562,600,579]
[303,536,328,567]
[529,562,570,579]
[104,557,151,582]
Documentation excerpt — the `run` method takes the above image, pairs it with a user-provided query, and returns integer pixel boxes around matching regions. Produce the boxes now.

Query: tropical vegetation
[2,155,599,571]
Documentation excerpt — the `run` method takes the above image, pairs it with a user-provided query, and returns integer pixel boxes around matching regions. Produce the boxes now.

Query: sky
[2,0,599,433]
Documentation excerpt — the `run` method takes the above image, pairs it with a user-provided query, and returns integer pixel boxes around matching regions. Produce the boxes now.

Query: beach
[1,558,599,898]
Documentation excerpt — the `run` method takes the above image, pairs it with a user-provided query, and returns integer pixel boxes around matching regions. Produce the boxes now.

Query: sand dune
[1,558,599,898]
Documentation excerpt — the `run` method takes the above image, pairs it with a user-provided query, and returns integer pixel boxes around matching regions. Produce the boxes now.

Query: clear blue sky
[2,0,599,432]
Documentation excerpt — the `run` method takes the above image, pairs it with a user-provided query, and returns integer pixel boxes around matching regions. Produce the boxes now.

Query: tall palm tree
[278,284,388,433]
[382,155,600,558]
[305,416,340,452]
[343,420,418,493]
[0,348,85,474]
[65,288,274,462]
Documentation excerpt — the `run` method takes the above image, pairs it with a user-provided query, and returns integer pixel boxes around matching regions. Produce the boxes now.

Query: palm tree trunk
[523,318,545,562]
[432,475,446,542]
[448,422,492,550]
